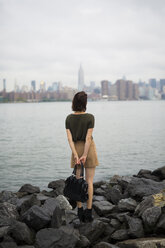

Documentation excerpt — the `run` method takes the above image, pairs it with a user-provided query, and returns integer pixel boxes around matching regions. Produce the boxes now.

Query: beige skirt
[71,139,99,168]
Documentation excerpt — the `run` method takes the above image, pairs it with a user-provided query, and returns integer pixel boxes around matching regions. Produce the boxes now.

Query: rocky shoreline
[1,166,165,248]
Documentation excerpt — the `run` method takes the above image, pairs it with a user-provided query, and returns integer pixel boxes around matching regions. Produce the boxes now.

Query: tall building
[3,79,6,91]
[40,81,46,92]
[160,79,165,92]
[101,80,109,98]
[31,80,36,91]
[116,80,127,100]
[126,80,133,100]
[149,79,157,88]
[133,83,139,100]
[78,64,84,91]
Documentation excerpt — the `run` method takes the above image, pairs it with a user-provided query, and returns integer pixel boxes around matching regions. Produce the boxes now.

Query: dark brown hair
[72,91,87,112]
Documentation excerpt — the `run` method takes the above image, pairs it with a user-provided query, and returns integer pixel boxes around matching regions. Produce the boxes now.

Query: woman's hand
[79,154,87,165]
[74,154,80,165]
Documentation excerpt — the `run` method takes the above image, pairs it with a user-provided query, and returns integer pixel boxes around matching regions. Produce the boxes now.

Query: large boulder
[0,202,19,219]
[126,216,144,238]
[16,194,41,216]
[7,220,34,245]
[0,191,18,205]
[136,169,160,181]
[42,198,59,216]
[152,166,165,180]
[22,205,51,231]
[78,219,107,244]
[118,198,137,212]
[142,206,161,231]
[125,178,165,200]
[18,184,40,194]
[93,201,115,216]
[0,235,18,248]
[117,237,165,248]
[48,179,65,196]
[105,185,123,204]
[135,195,154,217]
[35,226,80,248]
[111,229,129,241]
[155,213,165,233]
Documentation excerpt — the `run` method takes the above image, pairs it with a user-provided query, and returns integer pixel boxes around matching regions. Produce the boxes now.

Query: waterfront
[0,101,165,191]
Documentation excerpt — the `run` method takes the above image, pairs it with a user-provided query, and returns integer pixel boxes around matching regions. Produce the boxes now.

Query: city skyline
[1,0,165,91]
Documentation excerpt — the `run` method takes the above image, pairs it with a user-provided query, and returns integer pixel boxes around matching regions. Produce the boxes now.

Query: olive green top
[65,113,95,142]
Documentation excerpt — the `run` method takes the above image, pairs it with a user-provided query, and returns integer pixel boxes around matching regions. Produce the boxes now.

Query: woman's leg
[76,166,82,208]
[85,167,95,209]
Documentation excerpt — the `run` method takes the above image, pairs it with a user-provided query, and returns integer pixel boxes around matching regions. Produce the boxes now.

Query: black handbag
[63,162,88,202]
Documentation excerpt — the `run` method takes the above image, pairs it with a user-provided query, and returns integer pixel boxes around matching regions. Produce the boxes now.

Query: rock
[135,195,154,217]
[126,216,144,238]
[118,198,137,212]
[136,169,160,181]
[55,195,72,210]
[93,242,119,248]
[93,181,107,189]
[18,246,35,248]
[42,198,59,216]
[94,188,106,196]
[152,191,165,207]
[22,205,51,231]
[78,219,106,244]
[0,216,13,227]
[111,229,129,241]
[0,191,18,205]
[36,193,50,203]
[109,175,121,186]
[93,201,115,216]
[35,226,80,248]
[18,184,40,194]
[126,177,165,200]
[51,205,66,228]
[106,185,123,204]
[7,220,34,245]
[65,209,77,225]
[16,194,41,216]
[93,195,107,202]
[0,235,18,248]
[117,176,133,191]
[115,212,131,223]
[142,206,161,231]
[0,226,10,238]
[40,190,57,198]
[48,179,65,196]
[117,237,165,248]
[0,202,19,219]
[156,213,165,233]
[152,166,165,180]
[110,219,121,229]
[76,235,90,248]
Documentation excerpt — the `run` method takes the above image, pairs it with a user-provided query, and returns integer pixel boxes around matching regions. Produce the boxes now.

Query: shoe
[77,207,85,222]
[84,208,94,222]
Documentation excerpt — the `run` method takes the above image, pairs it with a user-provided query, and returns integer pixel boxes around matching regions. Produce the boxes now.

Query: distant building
[31,80,36,91]
[78,64,84,91]
[126,80,133,100]
[3,79,6,92]
[160,79,165,92]
[52,82,59,91]
[101,80,110,98]
[116,80,127,100]
[40,81,46,92]
[149,79,157,88]
[109,84,118,100]
[133,83,139,100]
[90,81,95,93]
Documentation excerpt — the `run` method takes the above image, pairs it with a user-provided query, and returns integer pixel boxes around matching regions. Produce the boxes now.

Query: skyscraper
[78,64,84,91]
[149,79,157,88]
[31,80,36,91]
[3,79,6,92]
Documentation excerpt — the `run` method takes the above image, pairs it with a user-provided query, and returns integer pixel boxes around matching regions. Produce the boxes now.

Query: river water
[0,100,165,191]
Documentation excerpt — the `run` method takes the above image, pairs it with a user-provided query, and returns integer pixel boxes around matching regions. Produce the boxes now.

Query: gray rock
[35,226,80,248]
[93,181,107,189]
[117,237,165,248]
[0,235,18,248]
[55,195,72,210]
[18,184,40,194]
[0,202,19,219]
[93,195,107,202]
[135,195,154,217]
[110,219,121,229]
[113,212,130,223]
[65,209,77,225]
[7,220,34,245]
[42,198,59,216]
[93,242,119,248]
[142,206,161,230]
[0,216,13,227]
[48,179,65,196]
[156,213,165,232]
[126,177,165,200]
[152,166,165,180]
[111,229,129,241]
[93,201,115,216]
[51,205,66,228]
[22,205,51,231]
[117,176,133,191]
[18,246,35,248]
[106,185,123,204]
[118,198,137,212]
[0,226,10,238]
[94,188,106,196]
[126,216,144,238]
[78,219,106,243]
[16,194,41,216]
[0,191,18,205]
[76,235,90,248]
[36,193,50,203]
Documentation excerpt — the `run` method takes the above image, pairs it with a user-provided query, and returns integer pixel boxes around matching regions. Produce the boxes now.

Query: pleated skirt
[71,139,99,168]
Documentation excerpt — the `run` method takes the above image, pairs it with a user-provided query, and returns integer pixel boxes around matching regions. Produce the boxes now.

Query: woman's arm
[66,129,80,164]
[79,128,93,165]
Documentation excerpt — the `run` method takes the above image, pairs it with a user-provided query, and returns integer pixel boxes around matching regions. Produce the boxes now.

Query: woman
[65,91,99,222]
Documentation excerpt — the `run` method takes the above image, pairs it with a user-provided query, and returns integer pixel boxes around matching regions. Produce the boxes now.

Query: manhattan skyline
[1,0,165,91]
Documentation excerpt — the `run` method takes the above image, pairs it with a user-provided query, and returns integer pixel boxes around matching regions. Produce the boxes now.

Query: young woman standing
[65,91,99,222]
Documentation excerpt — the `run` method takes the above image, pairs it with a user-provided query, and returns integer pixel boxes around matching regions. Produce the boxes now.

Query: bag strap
[72,161,84,178]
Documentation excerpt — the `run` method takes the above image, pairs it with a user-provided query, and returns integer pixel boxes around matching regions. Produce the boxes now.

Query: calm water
[0,101,165,192]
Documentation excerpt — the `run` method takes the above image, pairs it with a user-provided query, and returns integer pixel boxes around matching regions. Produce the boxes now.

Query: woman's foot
[77,207,85,222]
[83,208,94,222]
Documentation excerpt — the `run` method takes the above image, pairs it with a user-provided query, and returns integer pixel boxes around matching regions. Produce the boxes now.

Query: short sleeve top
[65,113,95,142]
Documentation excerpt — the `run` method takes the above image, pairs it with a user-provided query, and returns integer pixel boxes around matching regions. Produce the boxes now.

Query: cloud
[0,0,165,91]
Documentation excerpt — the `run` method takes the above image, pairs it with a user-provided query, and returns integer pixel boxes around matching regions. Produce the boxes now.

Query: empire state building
[78,64,84,91]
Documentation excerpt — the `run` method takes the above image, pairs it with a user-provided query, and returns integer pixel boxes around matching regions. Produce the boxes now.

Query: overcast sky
[0,0,165,91]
